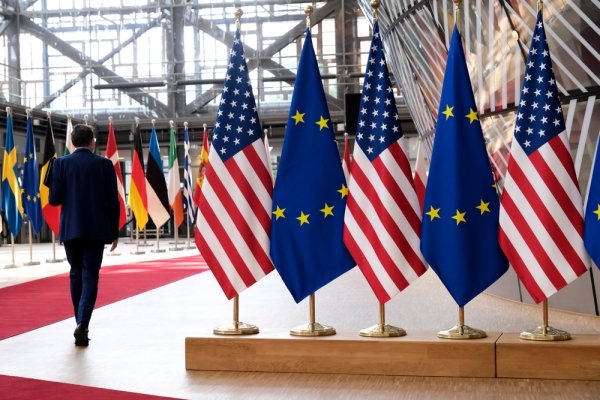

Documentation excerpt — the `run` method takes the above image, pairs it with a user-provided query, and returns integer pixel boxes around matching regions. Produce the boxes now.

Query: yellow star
[29,153,34,158]
[291,110,305,125]
[23,156,28,163]
[442,105,454,120]
[452,210,467,225]
[594,204,600,221]
[315,116,329,131]
[425,205,441,221]
[320,203,334,218]
[27,195,31,201]
[272,206,286,220]
[337,184,349,198]
[466,108,479,124]
[476,200,490,215]
[297,211,310,226]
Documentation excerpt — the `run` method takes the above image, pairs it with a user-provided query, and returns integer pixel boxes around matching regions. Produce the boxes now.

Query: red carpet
[0,255,207,340]
[0,375,182,399]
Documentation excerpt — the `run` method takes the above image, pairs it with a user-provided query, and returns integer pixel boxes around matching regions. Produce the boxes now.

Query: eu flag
[420,27,508,308]
[584,137,600,268]
[22,114,43,235]
[1,111,24,236]
[270,29,355,303]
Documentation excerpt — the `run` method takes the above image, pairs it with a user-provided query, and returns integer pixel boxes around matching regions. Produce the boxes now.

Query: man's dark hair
[71,124,95,148]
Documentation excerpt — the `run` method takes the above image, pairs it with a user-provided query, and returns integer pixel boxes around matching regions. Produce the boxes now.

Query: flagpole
[213,294,259,335]
[46,232,64,263]
[437,306,487,339]
[131,222,145,255]
[23,221,40,266]
[360,302,406,337]
[183,120,195,249]
[5,234,20,268]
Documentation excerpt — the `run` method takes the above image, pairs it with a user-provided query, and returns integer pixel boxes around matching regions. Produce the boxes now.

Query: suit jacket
[49,148,120,244]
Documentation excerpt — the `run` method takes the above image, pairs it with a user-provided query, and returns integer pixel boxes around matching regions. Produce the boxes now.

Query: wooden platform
[186,331,600,380]
[186,330,498,378]
[496,333,600,380]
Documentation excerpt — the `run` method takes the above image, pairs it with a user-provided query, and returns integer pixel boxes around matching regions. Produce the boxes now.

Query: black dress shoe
[74,324,90,347]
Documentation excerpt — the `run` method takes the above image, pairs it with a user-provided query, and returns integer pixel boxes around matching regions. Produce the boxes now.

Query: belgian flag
[39,114,61,235]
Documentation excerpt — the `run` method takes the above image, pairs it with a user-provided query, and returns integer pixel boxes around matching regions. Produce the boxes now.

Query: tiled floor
[1,239,599,399]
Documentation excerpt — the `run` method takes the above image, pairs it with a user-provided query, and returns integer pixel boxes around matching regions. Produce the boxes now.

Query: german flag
[128,121,148,230]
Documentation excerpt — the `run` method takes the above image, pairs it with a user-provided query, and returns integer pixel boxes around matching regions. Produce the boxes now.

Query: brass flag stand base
[438,307,487,339]
[4,235,21,269]
[23,223,40,266]
[520,300,571,341]
[360,302,406,337]
[213,296,259,335]
[290,293,336,337]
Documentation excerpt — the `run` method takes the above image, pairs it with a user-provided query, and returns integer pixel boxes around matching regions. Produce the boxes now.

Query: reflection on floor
[1,240,599,399]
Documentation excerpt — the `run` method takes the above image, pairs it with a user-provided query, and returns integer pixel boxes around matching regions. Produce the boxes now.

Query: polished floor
[1,238,599,399]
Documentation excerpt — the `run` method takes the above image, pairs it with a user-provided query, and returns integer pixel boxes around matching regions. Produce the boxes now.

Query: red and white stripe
[499,133,590,303]
[106,120,127,230]
[343,140,427,303]
[194,140,274,299]
[413,139,428,214]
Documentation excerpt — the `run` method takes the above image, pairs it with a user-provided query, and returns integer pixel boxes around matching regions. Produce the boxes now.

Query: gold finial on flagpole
[5,106,11,116]
[537,0,543,11]
[169,120,174,129]
[151,118,156,127]
[371,0,380,22]
[453,0,463,32]
[235,8,242,30]
[26,108,32,118]
[108,115,113,123]
[305,5,313,30]
[134,116,139,127]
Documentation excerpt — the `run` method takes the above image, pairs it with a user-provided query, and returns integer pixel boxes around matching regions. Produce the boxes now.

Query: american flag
[499,11,589,303]
[343,22,427,304]
[182,123,195,225]
[194,29,274,299]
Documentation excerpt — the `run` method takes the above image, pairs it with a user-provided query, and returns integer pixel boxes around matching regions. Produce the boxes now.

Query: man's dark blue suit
[49,148,120,330]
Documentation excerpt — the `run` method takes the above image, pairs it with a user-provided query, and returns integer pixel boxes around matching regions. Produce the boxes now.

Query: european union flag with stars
[420,27,507,308]
[584,136,600,269]
[22,114,43,235]
[270,29,355,303]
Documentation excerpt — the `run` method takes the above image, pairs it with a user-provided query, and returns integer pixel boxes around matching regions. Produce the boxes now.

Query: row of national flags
[190,9,599,313]
[1,8,599,312]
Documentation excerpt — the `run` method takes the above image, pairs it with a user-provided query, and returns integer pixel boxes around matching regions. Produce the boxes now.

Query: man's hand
[110,238,119,252]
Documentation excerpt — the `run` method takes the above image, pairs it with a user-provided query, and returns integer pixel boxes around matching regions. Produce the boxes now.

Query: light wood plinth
[186,330,499,378]
[496,333,600,380]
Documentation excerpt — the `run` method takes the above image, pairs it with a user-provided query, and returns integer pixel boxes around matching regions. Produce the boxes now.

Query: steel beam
[20,14,170,116]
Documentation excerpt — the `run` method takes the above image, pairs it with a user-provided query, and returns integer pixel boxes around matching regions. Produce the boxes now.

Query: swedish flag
[420,27,507,307]
[270,29,355,303]
[1,112,24,236]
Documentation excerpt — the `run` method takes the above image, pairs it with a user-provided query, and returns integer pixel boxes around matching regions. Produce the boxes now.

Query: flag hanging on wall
[420,26,508,308]
[128,121,149,230]
[193,126,209,207]
[146,125,170,228]
[22,114,43,235]
[195,28,274,299]
[270,28,355,303]
[343,22,426,304]
[167,125,184,228]
[1,110,23,236]
[585,137,600,268]
[498,10,589,303]
[182,124,195,225]
[40,115,61,235]
[105,118,127,230]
